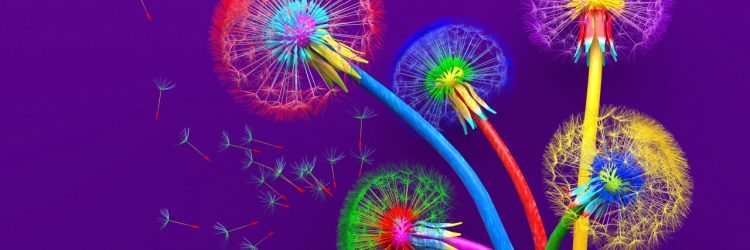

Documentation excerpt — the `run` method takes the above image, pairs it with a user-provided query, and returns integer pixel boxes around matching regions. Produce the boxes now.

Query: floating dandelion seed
[219,130,261,153]
[324,147,344,189]
[154,78,175,121]
[240,231,275,250]
[299,156,333,197]
[543,107,692,250]
[139,0,153,22]
[393,24,547,249]
[243,152,305,193]
[250,169,287,201]
[157,208,200,230]
[211,0,383,120]
[338,165,492,250]
[177,128,211,163]
[259,191,290,213]
[243,125,283,149]
[214,220,260,241]
[350,106,377,150]
[351,146,374,177]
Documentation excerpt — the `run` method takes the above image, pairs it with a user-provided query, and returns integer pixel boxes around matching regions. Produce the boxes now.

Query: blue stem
[353,66,513,250]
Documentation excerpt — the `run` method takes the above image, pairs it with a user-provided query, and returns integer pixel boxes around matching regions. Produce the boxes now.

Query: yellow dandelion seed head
[543,106,693,249]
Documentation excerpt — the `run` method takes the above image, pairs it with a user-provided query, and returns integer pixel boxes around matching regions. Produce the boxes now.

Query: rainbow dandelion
[526,0,672,62]
[154,78,175,121]
[393,23,549,249]
[338,165,491,250]
[211,0,383,120]
[177,128,211,163]
[157,208,200,230]
[543,107,693,250]
[324,147,345,189]
[393,24,506,134]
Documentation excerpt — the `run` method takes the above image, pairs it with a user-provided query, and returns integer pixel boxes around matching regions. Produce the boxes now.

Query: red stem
[473,114,547,250]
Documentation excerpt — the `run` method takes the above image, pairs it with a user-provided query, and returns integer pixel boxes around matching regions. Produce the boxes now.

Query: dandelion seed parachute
[337,165,492,250]
[393,24,547,250]
[210,0,383,120]
[324,147,345,189]
[525,0,672,62]
[158,208,200,229]
[154,78,175,121]
[543,107,692,250]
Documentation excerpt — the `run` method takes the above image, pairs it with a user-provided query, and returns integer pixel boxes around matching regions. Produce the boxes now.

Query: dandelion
[337,164,491,250]
[393,23,546,249]
[543,107,693,250]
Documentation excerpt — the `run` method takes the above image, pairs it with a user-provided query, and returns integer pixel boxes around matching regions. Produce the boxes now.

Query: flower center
[424,56,473,101]
[568,0,625,13]
[600,167,627,193]
[377,206,417,249]
[283,13,317,47]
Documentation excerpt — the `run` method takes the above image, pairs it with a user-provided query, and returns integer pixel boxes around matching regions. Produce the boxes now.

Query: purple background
[1,0,747,249]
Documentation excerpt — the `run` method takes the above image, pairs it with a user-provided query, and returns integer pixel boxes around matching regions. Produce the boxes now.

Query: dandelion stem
[187,142,211,163]
[231,144,261,153]
[474,113,547,250]
[547,206,584,250]
[353,66,512,249]
[574,39,604,250]
[330,162,337,189]
[171,220,200,229]
[156,91,163,121]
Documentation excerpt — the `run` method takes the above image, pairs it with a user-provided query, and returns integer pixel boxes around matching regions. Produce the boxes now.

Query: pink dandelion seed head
[211,0,384,121]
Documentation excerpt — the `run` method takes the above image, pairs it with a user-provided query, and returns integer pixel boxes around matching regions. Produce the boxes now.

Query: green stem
[546,206,584,250]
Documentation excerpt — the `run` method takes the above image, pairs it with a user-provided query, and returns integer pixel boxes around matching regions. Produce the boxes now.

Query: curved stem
[353,66,513,250]
[444,237,493,250]
[546,206,584,250]
[574,38,604,250]
[474,114,547,250]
